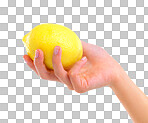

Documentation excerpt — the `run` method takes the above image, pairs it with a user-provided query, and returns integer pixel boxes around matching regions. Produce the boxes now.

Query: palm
[67,41,116,93]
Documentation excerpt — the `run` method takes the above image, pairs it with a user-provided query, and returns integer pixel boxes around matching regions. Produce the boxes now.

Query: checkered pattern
[0,0,148,123]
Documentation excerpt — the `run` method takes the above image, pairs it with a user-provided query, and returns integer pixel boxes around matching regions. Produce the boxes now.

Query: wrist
[110,66,129,88]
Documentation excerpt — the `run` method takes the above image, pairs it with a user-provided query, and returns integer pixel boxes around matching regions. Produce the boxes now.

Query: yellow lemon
[22,23,83,70]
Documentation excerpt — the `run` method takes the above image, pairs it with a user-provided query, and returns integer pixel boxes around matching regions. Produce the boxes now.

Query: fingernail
[35,50,39,58]
[81,56,87,61]
[54,46,59,55]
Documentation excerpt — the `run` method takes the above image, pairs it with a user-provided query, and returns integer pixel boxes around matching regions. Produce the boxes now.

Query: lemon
[22,23,83,70]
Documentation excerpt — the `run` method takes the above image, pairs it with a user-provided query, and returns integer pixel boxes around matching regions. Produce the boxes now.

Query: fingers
[23,55,38,75]
[68,56,88,93]
[52,46,73,90]
[34,49,58,81]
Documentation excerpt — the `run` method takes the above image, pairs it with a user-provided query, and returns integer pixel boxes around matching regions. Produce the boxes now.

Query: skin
[23,40,148,123]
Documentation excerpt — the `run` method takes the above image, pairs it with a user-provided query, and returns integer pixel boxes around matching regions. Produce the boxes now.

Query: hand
[23,41,122,93]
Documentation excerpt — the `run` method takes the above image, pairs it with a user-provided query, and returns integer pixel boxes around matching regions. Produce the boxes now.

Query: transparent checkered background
[0,0,148,123]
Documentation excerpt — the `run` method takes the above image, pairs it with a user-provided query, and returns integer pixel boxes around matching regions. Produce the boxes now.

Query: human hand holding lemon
[23,23,122,92]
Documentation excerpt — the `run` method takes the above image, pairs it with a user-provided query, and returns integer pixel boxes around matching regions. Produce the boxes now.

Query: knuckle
[68,71,89,94]
[75,79,89,93]
[81,77,89,89]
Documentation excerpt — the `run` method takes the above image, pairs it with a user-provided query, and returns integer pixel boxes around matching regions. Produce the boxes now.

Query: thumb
[68,56,88,93]
[69,56,87,75]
